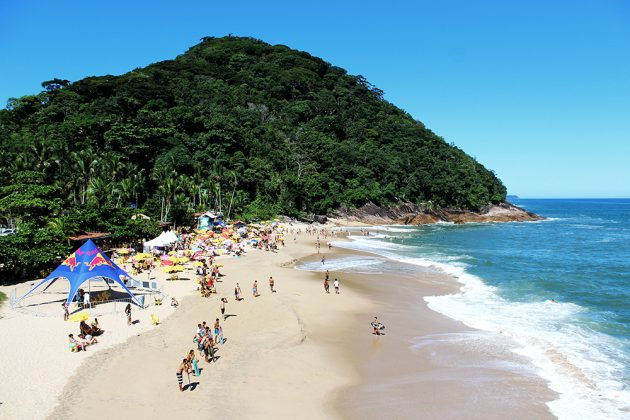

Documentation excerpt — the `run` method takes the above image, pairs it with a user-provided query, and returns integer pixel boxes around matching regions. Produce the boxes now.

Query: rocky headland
[327,201,543,225]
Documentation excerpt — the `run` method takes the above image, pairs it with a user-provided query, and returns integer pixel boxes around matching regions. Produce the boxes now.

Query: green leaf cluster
[0,36,507,281]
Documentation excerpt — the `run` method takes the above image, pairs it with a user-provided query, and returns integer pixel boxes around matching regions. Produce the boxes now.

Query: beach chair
[154,297,162,306]
[151,313,160,325]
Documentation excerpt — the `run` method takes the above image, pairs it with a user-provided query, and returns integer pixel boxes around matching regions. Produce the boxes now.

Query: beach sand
[1,228,556,419]
[45,233,371,420]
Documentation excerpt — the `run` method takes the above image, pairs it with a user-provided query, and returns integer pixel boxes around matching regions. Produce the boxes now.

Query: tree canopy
[0,36,506,281]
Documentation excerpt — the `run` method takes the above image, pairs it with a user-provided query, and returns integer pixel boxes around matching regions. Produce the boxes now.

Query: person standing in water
[372,316,384,335]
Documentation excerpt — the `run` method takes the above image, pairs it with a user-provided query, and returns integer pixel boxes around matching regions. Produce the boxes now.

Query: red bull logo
[60,253,80,271]
[86,253,114,271]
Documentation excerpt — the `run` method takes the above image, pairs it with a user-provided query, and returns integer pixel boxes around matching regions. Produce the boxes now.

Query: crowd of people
[61,221,365,391]
[68,318,103,352]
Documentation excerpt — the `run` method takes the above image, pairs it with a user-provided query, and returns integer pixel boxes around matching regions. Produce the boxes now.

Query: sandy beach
[0,227,556,420]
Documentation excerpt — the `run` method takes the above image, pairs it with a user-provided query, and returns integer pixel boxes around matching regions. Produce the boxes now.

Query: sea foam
[333,232,630,420]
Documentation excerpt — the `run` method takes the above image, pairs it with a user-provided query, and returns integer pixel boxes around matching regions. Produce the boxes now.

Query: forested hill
[0,36,506,219]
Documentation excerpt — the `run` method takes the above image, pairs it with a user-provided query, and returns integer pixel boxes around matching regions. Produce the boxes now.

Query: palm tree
[226,171,238,220]
[87,176,112,206]
[71,148,100,204]
[117,178,133,208]
[157,175,179,222]
[210,164,224,212]
[102,152,126,181]
[47,217,78,239]
[125,168,145,209]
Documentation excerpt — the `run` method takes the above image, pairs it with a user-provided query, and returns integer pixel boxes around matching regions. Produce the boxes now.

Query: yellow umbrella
[172,265,185,272]
[162,266,178,273]
[192,261,203,267]
[117,248,131,255]
[178,257,190,263]
[68,311,89,322]
[168,251,177,255]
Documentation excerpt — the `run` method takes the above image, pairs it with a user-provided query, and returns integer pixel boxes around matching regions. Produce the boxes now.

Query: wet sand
[336,268,556,419]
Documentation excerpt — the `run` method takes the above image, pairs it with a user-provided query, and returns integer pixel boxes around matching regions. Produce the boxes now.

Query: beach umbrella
[168,251,177,255]
[162,266,178,273]
[178,257,190,263]
[68,310,90,322]
[192,261,203,267]
[172,265,185,272]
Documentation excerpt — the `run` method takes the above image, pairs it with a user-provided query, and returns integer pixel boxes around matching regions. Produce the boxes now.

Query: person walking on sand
[324,278,330,294]
[125,303,132,325]
[214,318,224,344]
[188,349,201,377]
[269,276,275,293]
[253,280,259,297]
[176,359,187,391]
[334,278,340,294]
[62,302,69,321]
[235,283,242,301]
[220,298,227,320]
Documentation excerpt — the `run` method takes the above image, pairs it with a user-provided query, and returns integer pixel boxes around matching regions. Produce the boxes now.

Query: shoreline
[332,270,555,419]
[1,225,557,419]
[295,232,556,418]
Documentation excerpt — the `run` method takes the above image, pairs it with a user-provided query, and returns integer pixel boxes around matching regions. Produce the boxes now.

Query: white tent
[143,231,178,249]
[163,230,179,244]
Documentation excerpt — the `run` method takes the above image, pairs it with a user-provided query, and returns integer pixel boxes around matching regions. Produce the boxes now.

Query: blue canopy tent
[16,239,141,306]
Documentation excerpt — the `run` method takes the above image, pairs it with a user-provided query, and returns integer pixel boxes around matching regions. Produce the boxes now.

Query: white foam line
[334,232,630,420]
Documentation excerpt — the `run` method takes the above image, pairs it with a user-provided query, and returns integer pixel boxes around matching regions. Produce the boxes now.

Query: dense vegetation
[0,36,506,281]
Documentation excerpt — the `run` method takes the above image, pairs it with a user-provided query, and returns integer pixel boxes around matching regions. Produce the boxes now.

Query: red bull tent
[16,239,141,306]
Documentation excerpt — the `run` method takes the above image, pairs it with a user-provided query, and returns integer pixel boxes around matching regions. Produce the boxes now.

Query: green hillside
[0,36,506,279]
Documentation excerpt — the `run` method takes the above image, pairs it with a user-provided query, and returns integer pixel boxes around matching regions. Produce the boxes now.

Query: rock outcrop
[329,202,542,225]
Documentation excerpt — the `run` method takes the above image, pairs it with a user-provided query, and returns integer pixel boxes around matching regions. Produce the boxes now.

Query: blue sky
[1,0,629,198]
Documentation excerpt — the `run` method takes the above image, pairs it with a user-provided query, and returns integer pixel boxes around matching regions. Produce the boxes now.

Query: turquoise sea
[301,199,630,419]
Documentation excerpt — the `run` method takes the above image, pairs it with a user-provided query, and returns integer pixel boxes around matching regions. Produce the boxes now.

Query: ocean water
[311,199,630,419]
